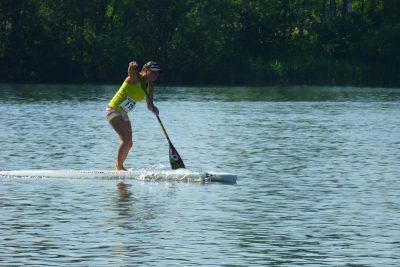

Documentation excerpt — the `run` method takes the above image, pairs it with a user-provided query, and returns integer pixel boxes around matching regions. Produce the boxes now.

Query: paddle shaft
[155,113,173,145]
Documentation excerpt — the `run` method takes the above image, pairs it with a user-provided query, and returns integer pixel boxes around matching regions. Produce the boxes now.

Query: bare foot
[116,166,127,171]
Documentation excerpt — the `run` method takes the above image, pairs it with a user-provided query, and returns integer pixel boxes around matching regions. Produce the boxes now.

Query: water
[1,84,399,266]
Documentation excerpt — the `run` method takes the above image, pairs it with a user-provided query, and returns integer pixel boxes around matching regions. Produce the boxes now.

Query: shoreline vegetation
[1,0,399,87]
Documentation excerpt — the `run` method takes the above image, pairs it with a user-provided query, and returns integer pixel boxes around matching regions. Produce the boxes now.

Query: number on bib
[120,97,136,113]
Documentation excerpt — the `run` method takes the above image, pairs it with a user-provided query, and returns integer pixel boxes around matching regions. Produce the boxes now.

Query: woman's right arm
[127,61,139,83]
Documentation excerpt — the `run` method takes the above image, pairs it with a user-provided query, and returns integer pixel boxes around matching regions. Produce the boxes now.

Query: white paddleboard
[0,169,237,184]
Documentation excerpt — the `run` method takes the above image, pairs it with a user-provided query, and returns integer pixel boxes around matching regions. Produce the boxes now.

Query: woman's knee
[122,138,133,149]
[127,139,133,149]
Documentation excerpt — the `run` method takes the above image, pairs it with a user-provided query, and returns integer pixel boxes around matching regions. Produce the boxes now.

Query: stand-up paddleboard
[0,169,237,184]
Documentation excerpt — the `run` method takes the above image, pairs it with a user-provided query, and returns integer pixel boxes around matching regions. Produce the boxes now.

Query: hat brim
[149,68,162,73]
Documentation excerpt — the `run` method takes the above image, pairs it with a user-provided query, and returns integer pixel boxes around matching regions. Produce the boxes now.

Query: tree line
[0,0,399,86]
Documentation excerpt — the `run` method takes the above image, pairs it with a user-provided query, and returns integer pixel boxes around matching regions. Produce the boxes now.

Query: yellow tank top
[108,80,149,113]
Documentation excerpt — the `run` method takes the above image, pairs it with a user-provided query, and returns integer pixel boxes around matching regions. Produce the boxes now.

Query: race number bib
[120,96,136,113]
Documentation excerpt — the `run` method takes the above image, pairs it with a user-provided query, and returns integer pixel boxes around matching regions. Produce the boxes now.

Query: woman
[106,61,161,171]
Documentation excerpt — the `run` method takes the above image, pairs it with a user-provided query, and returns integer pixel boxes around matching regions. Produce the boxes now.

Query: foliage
[0,0,399,86]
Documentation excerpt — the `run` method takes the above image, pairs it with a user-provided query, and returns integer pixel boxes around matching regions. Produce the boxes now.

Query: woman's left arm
[147,82,159,115]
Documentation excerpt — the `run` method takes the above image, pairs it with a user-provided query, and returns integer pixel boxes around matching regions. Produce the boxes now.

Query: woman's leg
[109,116,133,171]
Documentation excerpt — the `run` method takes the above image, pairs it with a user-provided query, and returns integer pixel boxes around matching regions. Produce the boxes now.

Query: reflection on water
[117,181,133,202]
[1,85,400,265]
[116,181,133,218]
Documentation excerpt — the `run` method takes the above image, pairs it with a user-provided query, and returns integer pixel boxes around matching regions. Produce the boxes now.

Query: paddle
[135,69,185,170]
[153,114,186,170]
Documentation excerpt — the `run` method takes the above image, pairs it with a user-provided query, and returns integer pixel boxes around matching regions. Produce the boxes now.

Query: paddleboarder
[106,61,161,171]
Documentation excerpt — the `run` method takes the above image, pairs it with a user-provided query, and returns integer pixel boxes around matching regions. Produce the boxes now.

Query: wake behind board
[0,169,237,184]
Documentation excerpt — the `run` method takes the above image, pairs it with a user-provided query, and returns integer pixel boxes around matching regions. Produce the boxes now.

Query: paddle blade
[169,143,185,170]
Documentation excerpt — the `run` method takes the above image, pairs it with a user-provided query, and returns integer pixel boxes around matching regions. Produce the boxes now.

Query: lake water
[0,84,399,266]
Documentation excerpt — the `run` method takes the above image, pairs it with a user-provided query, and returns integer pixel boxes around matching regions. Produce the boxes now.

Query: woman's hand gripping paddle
[135,69,185,169]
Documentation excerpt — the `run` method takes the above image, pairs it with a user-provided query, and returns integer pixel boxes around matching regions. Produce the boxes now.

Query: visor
[148,64,162,73]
